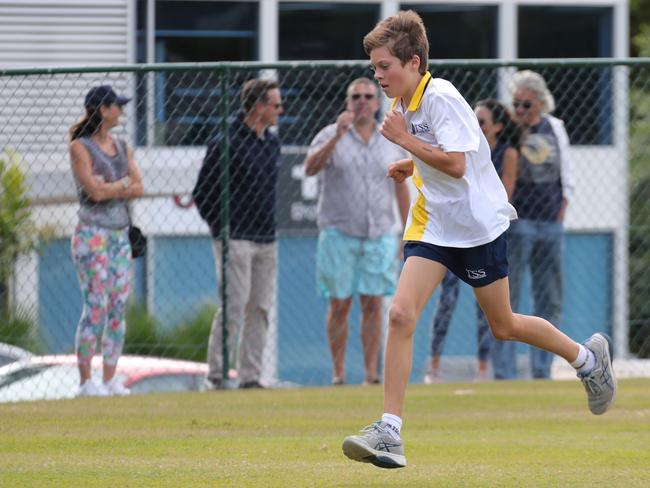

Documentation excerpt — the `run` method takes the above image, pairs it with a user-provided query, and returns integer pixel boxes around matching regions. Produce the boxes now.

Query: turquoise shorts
[316,228,398,299]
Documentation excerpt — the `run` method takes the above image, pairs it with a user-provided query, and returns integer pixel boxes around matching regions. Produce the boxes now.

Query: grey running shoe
[578,333,617,415]
[342,421,406,469]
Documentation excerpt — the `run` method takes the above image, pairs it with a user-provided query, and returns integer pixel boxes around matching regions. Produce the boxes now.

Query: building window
[401,4,499,106]
[152,1,258,62]
[402,4,498,60]
[279,3,380,60]
[518,7,614,145]
[277,3,380,145]
[519,7,612,59]
[136,1,259,146]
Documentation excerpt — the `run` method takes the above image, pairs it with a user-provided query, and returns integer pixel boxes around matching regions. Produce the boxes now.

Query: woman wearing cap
[69,85,144,397]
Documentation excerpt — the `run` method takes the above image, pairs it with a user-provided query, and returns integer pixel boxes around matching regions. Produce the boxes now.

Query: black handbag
[128,225,147,259]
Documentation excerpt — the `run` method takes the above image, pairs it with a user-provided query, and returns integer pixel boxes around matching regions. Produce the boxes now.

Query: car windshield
[0,365,52,390]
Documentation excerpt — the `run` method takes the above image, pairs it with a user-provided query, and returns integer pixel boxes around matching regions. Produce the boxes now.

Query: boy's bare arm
[387,159,414,184]
[394,178,411,228]
[381,110,466,179]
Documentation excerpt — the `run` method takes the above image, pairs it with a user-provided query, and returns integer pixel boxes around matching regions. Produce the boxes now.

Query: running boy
[342,10,617,469]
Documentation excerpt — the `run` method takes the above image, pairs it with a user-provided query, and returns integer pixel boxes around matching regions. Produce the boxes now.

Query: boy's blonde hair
[363,10,429,75]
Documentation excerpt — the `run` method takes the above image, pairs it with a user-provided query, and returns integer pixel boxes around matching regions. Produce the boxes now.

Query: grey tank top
[75,136,129,229]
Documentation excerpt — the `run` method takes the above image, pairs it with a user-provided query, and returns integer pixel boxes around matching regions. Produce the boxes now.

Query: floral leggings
[71,224,131,366]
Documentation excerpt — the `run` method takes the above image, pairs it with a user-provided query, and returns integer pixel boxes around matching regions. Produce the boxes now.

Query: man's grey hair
[509,70,556,114]
[346,77,378,98]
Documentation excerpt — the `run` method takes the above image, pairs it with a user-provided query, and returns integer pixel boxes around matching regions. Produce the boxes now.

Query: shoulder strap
[115,137,128,160]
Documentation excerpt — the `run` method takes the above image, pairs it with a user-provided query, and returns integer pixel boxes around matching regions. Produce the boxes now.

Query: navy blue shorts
[403,232,508,288]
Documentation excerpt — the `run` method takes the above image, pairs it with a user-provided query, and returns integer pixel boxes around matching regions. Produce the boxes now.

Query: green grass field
[1,379,649,487]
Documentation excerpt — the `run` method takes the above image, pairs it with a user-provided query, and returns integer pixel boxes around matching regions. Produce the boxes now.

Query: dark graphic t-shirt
[513,116,563,221]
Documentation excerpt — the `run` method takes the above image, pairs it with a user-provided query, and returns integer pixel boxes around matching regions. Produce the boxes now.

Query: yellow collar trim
[390,72,432,112]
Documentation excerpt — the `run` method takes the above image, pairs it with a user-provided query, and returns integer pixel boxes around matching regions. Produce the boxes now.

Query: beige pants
[206,239,277,383]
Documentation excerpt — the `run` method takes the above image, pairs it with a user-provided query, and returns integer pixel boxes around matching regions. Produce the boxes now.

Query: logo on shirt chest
[410,122,430,135]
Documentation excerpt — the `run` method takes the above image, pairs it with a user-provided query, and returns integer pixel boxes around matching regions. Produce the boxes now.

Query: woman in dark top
[492,70,575,380]
[425,99,519,383]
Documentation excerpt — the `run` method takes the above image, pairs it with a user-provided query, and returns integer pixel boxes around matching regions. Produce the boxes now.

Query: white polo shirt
[391,72,517,248]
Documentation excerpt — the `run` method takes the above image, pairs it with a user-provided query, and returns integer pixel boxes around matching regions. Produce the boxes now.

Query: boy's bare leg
[473,277,579,361]
[474,276,616,415]
[342,257,445,469]
[383,257,447,416]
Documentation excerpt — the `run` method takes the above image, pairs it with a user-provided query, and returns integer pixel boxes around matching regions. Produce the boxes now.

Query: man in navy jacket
[193,79,283,389]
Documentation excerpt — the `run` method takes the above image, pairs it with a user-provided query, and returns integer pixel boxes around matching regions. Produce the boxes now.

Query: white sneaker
[474,370,490,382]
[103,377,131,396]
[423,372,442,385]
[77,380,109,397]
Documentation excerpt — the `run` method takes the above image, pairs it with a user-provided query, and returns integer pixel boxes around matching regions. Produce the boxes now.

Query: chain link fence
[0,59,649,400]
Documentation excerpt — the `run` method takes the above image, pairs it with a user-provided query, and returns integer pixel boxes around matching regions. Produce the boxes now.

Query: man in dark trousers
[193,79,283,389]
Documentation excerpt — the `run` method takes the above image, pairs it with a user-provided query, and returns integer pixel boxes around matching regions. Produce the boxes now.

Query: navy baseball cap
[84,85,131,108]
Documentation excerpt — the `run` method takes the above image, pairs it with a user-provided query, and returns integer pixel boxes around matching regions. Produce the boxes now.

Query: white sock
[571,344,595,374]
[381,413,402,440]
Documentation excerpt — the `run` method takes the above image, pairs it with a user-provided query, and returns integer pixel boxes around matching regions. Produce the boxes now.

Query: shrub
[0,305,45,354]
[124,302,216,362]
[0,149,36,313]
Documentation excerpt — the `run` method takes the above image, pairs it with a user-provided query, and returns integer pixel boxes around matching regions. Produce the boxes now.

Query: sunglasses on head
[350,93,375,101]
[513,100,533,110]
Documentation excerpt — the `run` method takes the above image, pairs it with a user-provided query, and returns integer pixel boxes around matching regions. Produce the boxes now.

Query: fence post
[220,67,232,376]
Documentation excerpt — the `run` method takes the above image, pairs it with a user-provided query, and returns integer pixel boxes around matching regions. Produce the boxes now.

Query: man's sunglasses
[513,100,533,110]
[350,93,376,100]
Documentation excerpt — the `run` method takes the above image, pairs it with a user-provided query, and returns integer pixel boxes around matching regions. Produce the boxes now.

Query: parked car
[0,342,32,368]
[0,354,208,403]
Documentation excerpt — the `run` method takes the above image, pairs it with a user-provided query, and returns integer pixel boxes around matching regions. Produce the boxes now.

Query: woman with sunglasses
[424,99,519,383]
[69,85,144,397]
[491,70,575,380]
